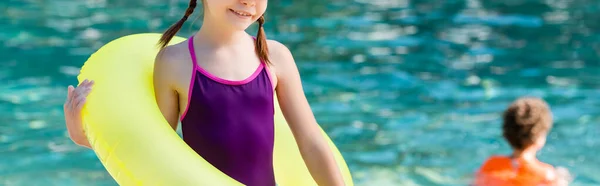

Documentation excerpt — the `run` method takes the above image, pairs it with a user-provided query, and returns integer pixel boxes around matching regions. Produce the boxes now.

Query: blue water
[1,0,599,185]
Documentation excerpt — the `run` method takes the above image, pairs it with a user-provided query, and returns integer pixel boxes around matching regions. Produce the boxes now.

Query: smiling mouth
[229,9,252,17]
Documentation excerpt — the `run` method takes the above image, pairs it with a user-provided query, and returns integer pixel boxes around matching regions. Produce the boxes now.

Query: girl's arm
[269,40,345,186]
[64,79,94,149]
[154,48,181,130]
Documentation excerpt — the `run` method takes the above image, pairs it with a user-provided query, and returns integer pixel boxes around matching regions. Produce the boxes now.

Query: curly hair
[502,97,553,150]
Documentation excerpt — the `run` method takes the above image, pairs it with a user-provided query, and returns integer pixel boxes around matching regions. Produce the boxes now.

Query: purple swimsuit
[179,36,276,186]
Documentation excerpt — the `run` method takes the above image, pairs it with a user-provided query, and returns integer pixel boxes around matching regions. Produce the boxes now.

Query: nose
[240,0,255,7]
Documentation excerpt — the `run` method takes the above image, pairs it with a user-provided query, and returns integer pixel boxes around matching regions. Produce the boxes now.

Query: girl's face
[204,0,268,31]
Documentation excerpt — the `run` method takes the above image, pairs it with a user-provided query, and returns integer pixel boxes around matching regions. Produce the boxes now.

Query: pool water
[1,0,599,185]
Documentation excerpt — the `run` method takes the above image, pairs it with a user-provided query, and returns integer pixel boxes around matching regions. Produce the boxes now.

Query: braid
[158,0,197,48]
[255,15,270,64]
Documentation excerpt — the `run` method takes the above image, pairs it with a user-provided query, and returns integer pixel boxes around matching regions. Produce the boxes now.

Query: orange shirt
[474,155,558,186]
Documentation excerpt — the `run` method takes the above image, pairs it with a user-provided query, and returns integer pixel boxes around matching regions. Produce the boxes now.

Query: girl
[64,0,346,185]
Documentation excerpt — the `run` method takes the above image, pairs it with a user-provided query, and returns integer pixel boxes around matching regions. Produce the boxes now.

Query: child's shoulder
[156,41,190,64]
[265,39,294,66]
[153,41,193,80]
[479,155,512,171]
[266,39,289,51]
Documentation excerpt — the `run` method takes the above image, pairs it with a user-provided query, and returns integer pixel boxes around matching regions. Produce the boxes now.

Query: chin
[228,22,253,31]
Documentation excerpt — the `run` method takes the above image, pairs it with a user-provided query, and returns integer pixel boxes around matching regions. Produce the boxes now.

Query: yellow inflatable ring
[77,33,353,186]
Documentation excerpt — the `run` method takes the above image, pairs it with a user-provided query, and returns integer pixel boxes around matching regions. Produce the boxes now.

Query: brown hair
[255,15,270,64]
[158,0,270,64]
[502,97,553,150]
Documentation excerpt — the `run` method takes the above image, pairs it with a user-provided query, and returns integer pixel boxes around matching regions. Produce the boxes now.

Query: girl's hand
[64,79,94,148]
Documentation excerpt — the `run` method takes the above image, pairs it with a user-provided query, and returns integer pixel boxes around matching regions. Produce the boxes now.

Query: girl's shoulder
[154,41,194,84]
[265,39,296,70]
[155,41,190,66]
[263,39,296,83]
[265,39,291,62]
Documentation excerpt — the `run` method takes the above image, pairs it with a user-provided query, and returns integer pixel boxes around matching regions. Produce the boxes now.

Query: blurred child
[474,97,572,186]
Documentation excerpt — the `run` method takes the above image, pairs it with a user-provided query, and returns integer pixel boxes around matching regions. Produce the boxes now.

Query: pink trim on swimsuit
[195,62,265,86]
[180,37,198,121]
[180,36,271,121]
[263,65,276,90]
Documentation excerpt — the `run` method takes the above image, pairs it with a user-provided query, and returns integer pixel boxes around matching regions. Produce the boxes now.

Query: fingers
[65,79,95,111]
[77,79,93,90]
[74,95,87,111]
[81,79,93,87]
[65,85,75,108]
[79,80,94,99]
[67,85,74,98]
[73,80,94,110]
[71,90,89,111]
[80,80,94,90]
